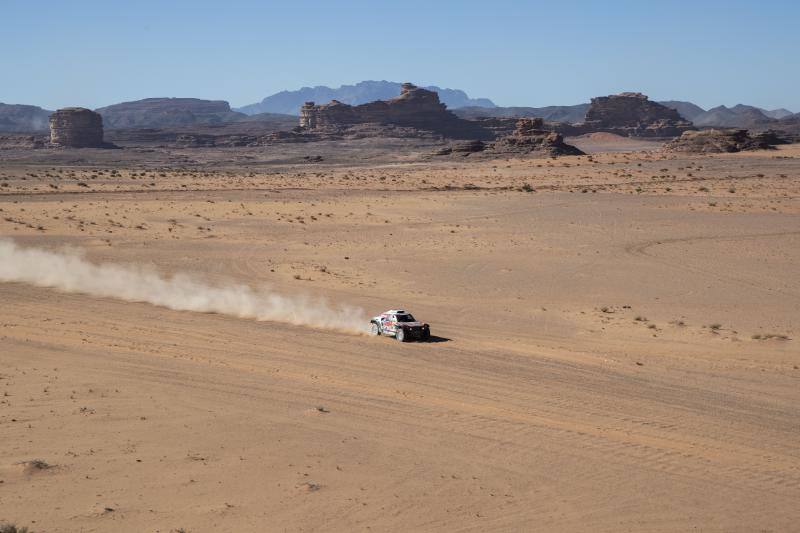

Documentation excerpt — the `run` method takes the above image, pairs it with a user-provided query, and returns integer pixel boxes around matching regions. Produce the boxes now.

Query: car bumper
[399,328,428,340]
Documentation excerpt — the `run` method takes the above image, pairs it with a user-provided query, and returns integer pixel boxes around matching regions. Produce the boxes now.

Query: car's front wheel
[396,328,406,342]
[370,322,380,336]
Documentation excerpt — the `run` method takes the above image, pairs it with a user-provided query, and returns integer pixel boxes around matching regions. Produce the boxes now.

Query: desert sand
[1,140,799,531]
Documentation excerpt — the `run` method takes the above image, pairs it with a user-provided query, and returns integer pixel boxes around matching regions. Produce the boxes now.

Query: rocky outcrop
[96,98,246,129]
[434,118,583,157]
[663,129,776,153]
[454,104,590,124]
[464,93,694,139]
[434,140,487,155]
[49,108,105,147]
[750,130,793,146]
[580,92,694,138]
[174,133,270,148]
[299,83,492,139]
[0,133,48,149]
[488,118,584,156]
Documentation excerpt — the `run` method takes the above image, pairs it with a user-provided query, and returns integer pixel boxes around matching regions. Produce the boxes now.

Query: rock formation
[580,92,694,137]
[434,140,487,156]
[663,129,776,153]
[238,80,495,115]
[434,119,583,157]
[454,103,590,125]
[49,108,105,147]
[299,83,492,139]
[488,118,584,156]
[0,133,47,149]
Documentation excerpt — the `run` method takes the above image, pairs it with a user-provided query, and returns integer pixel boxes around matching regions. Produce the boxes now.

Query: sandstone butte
[49,107,105,148]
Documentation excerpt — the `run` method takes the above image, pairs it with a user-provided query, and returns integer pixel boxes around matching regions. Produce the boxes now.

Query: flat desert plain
[1,140,799,532]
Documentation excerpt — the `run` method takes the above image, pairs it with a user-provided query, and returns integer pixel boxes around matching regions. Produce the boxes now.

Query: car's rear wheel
[396,328,406,342]
[421,329,431,341]
[370,322,381,335]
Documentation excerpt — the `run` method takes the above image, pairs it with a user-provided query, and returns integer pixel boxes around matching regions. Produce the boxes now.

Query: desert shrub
[754,333,790,341]
[21,459,51,470]
[0,523,30,533]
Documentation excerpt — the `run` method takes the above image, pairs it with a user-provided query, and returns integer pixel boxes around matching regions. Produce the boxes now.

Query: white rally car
[369,309,431,342]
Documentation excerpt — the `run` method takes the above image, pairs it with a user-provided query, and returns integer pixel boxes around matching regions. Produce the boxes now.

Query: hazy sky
[2,0,798,111]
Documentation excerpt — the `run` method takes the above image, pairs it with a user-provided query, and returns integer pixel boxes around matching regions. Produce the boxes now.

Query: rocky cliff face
[96,98,246,129]
[299,83,492,139]
[581,93,694,137]
[49,108,105,147]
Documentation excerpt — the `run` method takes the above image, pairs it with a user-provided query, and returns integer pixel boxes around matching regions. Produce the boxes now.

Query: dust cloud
[0,239,367,334]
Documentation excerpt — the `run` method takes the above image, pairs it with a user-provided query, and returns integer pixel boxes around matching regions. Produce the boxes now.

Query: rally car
[369,309,431,342]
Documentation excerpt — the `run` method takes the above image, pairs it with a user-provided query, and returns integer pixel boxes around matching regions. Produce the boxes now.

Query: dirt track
[1,143,799,531]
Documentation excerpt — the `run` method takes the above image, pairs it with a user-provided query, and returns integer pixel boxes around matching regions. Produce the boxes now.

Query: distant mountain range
[95,98,247,129]
[694,105,781,128]
[660,102,793,129]
[762,108,794,119]
[658,101,707,122]
[1,84,797,133]
[0,103,53,132]
[236,81,496,116]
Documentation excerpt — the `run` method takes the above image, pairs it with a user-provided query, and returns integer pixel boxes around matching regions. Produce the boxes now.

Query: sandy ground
[1,141,799,532]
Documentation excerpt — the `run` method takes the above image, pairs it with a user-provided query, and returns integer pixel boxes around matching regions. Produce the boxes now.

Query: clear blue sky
[2,0,798,111]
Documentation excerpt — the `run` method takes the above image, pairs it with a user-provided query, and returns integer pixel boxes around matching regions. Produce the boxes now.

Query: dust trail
[0,239,367,334]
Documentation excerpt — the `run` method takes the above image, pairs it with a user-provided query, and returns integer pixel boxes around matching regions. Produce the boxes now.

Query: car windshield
[395,314,416,322]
